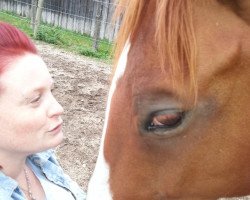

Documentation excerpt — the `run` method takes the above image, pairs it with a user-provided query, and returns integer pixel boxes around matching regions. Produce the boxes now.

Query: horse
[87,0,250,199]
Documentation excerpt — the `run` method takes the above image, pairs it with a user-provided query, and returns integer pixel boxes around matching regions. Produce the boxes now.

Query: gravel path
[37,41,111,192]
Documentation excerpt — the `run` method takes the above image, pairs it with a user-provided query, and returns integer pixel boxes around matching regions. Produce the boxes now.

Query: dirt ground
[37,42,250,200]
[37,41,110,192]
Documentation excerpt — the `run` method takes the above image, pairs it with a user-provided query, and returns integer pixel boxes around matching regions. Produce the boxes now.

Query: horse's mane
[114,0,197,101]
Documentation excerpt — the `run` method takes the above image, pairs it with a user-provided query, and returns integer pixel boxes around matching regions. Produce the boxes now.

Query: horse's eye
[146,110,185,131]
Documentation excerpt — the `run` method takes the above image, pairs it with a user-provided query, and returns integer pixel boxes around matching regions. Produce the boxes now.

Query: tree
[30,0,38,30]
[92,0,103,51]
[33,0,44,38]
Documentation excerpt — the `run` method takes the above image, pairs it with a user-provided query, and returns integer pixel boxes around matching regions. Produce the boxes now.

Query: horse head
[88,0,250,199]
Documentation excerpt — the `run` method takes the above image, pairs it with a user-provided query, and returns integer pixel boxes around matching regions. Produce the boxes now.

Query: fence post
[33,0,44,38]
[92,0,103,51]
[30,0,38,30]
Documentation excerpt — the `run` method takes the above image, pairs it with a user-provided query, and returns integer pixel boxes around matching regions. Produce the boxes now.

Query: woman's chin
[43,130,65,150]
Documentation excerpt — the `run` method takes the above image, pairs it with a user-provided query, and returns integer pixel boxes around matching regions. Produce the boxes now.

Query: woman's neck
[0,149,28,179]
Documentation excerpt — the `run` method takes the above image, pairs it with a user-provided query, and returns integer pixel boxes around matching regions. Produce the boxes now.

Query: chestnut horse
[87,0,250,199]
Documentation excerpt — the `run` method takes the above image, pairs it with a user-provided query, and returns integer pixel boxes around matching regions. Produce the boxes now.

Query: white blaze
[87,42,131,200]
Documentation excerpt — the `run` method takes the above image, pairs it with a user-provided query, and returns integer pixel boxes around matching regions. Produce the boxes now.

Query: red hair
[0,22,38,170]
[0,21,38,73]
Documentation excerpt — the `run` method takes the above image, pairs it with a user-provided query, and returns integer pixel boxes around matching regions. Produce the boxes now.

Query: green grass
[0,11,113,61]
[0,11,33,35]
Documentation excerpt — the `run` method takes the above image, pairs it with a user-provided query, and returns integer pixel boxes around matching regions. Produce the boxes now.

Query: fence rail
[0,0,121,42]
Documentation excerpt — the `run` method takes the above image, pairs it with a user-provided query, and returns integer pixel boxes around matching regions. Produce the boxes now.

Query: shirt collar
[0,170,18,196]
[28,149,55,167]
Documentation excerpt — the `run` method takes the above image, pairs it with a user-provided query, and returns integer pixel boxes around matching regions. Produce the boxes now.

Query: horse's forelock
[114,0,197,103]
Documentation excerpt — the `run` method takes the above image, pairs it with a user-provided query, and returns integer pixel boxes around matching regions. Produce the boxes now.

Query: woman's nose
[47,95,64,118]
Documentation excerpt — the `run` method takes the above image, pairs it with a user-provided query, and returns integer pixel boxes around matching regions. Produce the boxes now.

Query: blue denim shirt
[0,150,86,200]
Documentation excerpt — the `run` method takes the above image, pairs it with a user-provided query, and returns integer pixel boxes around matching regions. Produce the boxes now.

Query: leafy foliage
[36,26,63,45]
[78,46,111,59]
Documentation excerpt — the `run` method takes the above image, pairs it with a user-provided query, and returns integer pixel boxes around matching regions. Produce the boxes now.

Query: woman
[0,22,86,199]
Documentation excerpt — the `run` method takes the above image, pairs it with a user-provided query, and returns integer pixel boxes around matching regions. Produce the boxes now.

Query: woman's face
[0,53,64,155]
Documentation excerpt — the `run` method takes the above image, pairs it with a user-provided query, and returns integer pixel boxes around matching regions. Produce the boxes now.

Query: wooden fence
[0,0,121,41]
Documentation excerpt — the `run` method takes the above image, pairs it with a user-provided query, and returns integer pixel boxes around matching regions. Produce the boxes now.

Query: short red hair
[0,21,38,73]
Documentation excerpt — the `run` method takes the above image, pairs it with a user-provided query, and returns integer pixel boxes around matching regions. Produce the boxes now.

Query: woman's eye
[147,110,185,131]
[30,95,41,104]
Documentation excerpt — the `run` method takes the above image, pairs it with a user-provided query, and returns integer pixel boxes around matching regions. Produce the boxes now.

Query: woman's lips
[48,123,62,134]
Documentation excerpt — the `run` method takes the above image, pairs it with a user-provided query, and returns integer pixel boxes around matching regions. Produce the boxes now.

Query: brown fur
[105,0,250,199]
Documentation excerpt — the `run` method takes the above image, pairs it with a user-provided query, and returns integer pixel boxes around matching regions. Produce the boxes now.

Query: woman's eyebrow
[21,79,54,100]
